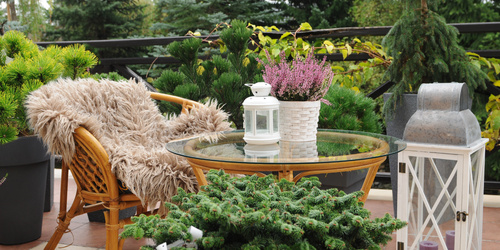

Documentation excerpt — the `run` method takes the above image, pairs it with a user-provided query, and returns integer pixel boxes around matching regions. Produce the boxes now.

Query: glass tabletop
[166,129,406,164]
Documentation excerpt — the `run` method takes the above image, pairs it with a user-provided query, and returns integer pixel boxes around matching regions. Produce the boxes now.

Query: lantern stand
[396,83,488,250]
[242,82,280,145]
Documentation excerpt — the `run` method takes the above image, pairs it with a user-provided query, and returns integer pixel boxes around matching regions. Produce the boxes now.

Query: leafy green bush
[121,170,406,250]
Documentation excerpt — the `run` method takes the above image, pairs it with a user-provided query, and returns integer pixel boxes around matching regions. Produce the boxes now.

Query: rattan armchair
[44,92,201,250]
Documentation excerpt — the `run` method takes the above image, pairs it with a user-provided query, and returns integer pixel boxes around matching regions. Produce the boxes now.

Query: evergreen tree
[351,0,403,27]
[0,0,45,41]
[436,0,500,50]
[382,0,488,118]
[47,0,148,41]
[277,0,356,30]
[151,0,284,36]
[351,0,500,50]
[153,20,261,128]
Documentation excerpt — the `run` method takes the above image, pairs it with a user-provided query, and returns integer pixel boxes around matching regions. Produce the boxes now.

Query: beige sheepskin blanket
[25,78,232,212]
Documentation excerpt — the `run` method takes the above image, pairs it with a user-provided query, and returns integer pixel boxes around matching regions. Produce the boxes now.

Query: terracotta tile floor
[2,177,500,250]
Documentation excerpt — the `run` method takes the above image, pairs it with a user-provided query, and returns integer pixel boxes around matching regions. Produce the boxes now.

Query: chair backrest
[69,127,121,201]
[65,92,202,201]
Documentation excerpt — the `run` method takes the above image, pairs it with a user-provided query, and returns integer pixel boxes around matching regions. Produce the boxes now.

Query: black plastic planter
[0,136,50,245]
[383,93,418,217]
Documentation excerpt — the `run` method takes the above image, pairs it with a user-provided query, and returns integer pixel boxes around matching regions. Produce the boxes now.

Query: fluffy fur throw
[25,78,232,212]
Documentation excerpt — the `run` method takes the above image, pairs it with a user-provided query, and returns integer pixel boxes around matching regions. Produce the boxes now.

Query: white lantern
[397,83,488,250]
[242,82,280,145]
[244,143,280,162]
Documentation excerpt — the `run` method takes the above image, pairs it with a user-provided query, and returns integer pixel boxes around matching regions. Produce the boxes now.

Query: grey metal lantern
[242,82,280,145]
[397,83,488,250]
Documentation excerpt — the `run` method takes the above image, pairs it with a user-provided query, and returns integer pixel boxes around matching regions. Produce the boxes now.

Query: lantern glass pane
[273,109,278,133]
[256,110,269,134]
[245,110,253,134]
[407,156,458,249]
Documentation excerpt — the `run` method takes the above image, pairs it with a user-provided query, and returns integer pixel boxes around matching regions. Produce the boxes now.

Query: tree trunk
[421,0,428,12]
[7,1,18,21]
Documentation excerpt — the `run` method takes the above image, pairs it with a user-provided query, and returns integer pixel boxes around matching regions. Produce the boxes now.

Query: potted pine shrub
[121,170,406,249]
[381,0,488,215]
[0,30,98,245]
[318,84,383,192]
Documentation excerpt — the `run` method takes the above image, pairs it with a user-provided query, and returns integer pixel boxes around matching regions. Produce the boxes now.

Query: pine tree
[0,30,98,144]
[436,0,500,50]
[121,170,407,249]
[47,0,147,41]
[381,0,488,118]
[351,0,403,27]
[153,20,261,128]
[319,84,382,133]
[0,0,45,41]
[276,0,356,30]
[151,0,284,36]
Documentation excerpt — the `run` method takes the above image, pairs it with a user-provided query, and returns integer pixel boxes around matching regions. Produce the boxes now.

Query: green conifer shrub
[382,0,488,118]
[153,20,261,127]
[121,170,406,250]
[0,30,98,144]
[319,84,382,133]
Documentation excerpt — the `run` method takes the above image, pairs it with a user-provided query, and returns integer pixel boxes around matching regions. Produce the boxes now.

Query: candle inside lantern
[446,230,455,250]
[419,241,438,250]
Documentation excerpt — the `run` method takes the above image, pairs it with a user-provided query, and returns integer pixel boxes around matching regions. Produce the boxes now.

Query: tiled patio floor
[2,175,500,250]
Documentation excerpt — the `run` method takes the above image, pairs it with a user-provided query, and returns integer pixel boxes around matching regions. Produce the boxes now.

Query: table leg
[359,157,386,203]
[279,170,293,182]
[188,160,209,186]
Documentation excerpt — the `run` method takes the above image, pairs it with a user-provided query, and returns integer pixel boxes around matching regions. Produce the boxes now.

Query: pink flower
[257,50,334,101]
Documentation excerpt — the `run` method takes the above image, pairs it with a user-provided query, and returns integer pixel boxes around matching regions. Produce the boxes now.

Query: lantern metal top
[403,82,481,146]
[247,82,272,97]
[242,82,279,107]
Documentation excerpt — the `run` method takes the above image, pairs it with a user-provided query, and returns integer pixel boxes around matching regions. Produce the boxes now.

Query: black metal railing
[37,22,500,191]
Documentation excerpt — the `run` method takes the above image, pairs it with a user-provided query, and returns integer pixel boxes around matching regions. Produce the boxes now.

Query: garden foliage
[121,170,406,250]
[153,20,261,128]
[0,30,98,144]
[381,1,488,118]
[320,85,382,133]
[151,0,283,36]
[48,0,148,41]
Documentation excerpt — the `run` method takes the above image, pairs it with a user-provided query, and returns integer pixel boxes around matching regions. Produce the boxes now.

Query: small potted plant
[0,30,98,245]
[258,49,334,142]
[121,170,406,249]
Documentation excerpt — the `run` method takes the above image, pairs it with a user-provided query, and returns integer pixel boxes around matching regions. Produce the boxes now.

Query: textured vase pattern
[279,100,320,142]
[279,140,318,159]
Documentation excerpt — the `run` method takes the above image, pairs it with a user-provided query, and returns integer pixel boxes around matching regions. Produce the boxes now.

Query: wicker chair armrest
[149,92,202,114]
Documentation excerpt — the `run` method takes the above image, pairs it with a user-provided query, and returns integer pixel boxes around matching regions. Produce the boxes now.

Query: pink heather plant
[258,50,334,101]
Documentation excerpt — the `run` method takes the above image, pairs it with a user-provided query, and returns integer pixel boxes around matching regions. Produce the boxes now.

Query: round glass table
[166,129,406,202]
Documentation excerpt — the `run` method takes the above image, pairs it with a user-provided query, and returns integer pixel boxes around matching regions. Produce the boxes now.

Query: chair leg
[104,202,121,250]
[44,196,84,250]
[118,237,126,249]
